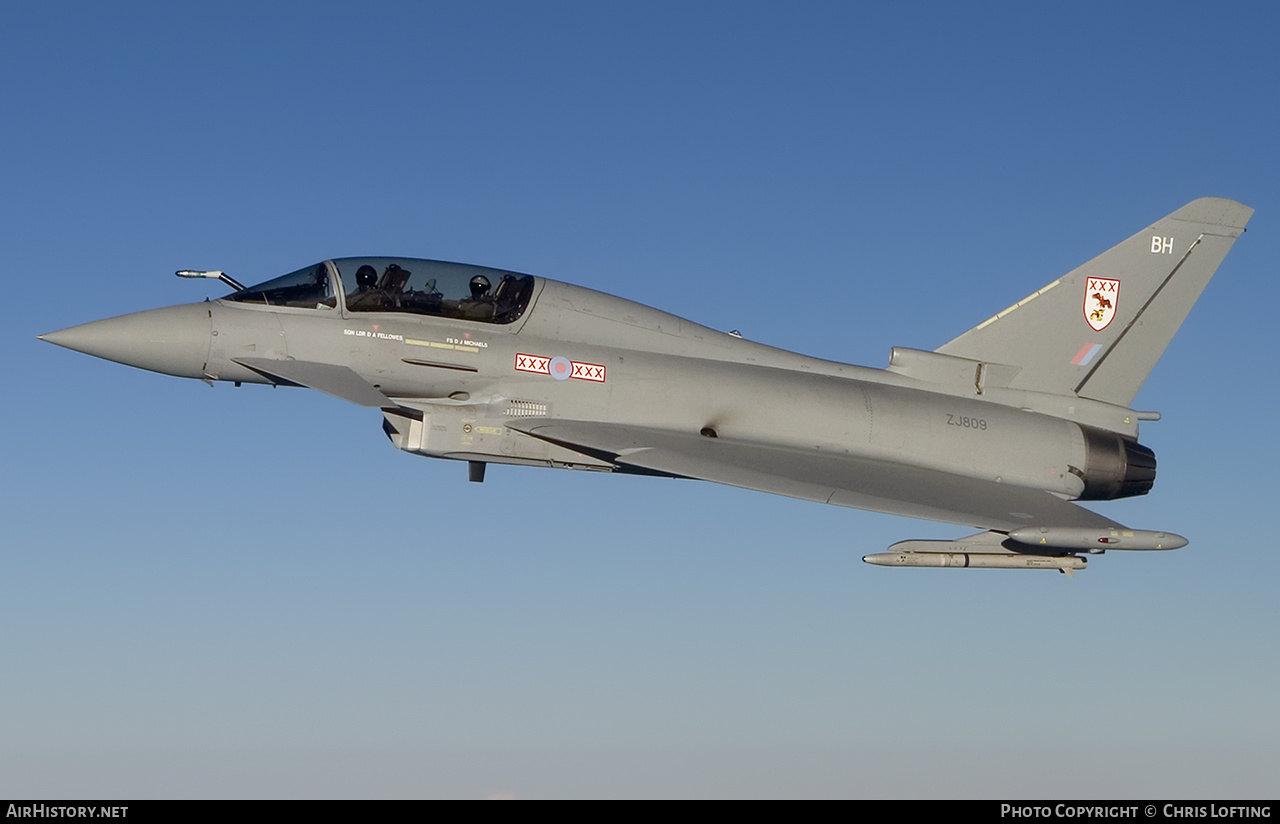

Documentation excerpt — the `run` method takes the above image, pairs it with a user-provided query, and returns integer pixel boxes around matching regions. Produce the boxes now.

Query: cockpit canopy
[225,257,536,325]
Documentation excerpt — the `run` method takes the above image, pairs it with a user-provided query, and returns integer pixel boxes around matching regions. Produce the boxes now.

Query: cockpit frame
[221,257,544,332]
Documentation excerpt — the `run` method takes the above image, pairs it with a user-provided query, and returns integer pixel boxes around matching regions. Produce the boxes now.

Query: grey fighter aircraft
[40,198,1252,574]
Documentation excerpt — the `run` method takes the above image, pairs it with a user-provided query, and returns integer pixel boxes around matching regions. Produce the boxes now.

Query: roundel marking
[549,356,572,380]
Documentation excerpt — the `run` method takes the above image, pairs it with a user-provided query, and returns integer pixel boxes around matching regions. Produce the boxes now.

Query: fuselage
[44,257,1145,505]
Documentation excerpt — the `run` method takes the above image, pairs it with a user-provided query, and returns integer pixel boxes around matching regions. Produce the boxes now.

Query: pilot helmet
[356,265,378,288]
[469,274,491,298]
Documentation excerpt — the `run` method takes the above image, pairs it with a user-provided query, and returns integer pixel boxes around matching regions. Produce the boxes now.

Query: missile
[1007,527,1187,551]
[862,552,1086,572]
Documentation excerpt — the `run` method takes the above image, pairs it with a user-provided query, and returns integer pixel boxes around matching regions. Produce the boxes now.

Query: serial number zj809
[946,414,987,430]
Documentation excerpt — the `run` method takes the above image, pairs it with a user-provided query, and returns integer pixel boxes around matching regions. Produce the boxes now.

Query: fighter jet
[40,198,1252,574]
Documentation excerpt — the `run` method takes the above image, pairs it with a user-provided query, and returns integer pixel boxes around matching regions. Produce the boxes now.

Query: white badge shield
[1084,277,1120,331]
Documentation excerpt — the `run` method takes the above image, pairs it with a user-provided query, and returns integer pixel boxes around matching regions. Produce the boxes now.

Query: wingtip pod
[1007,526,1187,551]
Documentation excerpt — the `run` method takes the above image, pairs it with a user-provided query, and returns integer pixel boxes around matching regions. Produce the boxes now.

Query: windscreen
[225,263,336,309]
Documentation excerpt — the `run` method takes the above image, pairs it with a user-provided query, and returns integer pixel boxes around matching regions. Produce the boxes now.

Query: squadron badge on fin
[1085,277,1120,331]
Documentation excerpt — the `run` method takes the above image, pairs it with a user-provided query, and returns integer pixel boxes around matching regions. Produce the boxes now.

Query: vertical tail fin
[937,198,1252,406]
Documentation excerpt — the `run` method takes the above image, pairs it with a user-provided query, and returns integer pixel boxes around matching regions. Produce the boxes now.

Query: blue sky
[3,1,1278,799]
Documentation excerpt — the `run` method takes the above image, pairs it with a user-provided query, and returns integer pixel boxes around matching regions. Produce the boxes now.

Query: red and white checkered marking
[571,361,606,382]
[515,353,550,374]
[515,353,607,383]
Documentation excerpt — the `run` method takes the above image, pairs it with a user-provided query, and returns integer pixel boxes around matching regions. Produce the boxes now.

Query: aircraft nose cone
[40,303,212,379]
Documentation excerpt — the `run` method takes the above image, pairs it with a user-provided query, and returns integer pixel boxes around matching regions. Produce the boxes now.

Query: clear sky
[3,1,1278,799]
